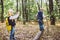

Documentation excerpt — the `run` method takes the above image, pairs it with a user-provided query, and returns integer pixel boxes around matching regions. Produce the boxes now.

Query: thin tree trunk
[1,0,4,23]
[16,0,18,12]
[22,0,26,24]
[57,0,60,18]
[27,0,30,21]
[41,0,42,8]
[16,0,20,21]
[49,0,55,25]
[37,2,40,11]
[25,0,28,22]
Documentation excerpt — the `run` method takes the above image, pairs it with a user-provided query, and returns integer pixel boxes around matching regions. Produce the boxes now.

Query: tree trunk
[22,0,26,24]
[56,0,60,18]
[41,0,42,8]
[25,0,28,22]
[37,2,40,11]
[16,0,18,12]
[49,0,55,25]
[1,0,4,23]
[27,0,30,21]
[16,0,20,21]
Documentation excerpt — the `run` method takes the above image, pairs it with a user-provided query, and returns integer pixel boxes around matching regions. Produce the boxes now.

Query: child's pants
[38,22,44,31]
[10,26,15,40]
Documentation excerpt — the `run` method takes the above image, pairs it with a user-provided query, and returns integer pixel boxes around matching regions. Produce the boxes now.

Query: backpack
[5,18,11,32]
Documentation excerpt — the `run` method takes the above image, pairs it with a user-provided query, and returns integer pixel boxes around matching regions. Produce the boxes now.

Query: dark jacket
[37,11,43,24]
[8,17,16,26]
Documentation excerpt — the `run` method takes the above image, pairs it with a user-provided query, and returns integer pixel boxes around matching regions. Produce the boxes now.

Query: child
[37,8,45,31]
[8,8,19,40]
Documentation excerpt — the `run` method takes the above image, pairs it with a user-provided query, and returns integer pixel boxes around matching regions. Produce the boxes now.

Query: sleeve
[9,13,19,19]
[43,13,45,18]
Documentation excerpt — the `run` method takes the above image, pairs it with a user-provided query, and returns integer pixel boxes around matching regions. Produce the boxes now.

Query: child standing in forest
[7,8,19,40]
[37,8,45,31]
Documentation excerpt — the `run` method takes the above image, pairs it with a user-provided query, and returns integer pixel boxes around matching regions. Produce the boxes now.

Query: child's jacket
[37,11,43,24]
[8,17,16,26]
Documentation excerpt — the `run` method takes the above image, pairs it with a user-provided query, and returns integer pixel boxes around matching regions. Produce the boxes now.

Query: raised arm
[9,12,19,19]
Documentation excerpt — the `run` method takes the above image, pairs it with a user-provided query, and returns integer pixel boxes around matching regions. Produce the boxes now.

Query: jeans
[10,26,15,40]
[38,22,44,31]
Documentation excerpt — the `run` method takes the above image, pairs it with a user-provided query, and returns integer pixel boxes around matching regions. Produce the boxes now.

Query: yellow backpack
[6,18,11,32]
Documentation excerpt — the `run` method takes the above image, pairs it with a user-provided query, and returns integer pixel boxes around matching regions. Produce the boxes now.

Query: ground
[0,21,60,40]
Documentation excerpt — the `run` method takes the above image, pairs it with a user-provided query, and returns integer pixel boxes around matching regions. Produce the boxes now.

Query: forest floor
[0,21,60,40]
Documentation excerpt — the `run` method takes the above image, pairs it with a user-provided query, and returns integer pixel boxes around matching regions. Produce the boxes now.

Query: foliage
[0,0,60,21]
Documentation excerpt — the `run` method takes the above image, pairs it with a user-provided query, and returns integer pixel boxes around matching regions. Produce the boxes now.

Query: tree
[22,0,26,24]
[49,0,55,25]
[1,0,4,23]
[55,0,60,18]
[25,0,28,22]
[41,0,42,8]
[16,0,20,21]
[36,0,40,11]
[58,0,60,15]
[16,0,18,12]
[27,0,30,21]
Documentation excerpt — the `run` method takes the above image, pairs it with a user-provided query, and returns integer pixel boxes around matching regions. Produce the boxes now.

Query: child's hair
[38,8,43,12]
[8,8,14,16]
[8,8,14,13]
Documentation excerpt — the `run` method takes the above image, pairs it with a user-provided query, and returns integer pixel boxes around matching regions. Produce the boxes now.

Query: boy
[8,8,19,40]
[37,8,45,31]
